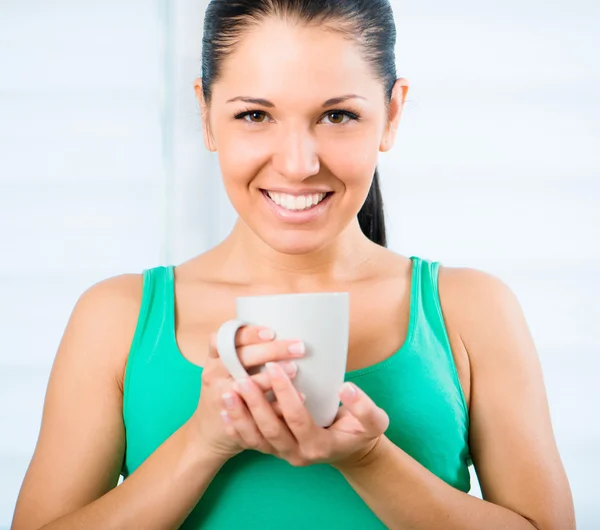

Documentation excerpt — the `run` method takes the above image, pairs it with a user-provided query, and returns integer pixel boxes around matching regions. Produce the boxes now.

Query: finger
[266,362,317,443]
[237,340,306,368]
[271,401,284,417]
[272,392,306,417]
[250,362,298,392]
[219,410,242,441]
[221,390,271,452]
[338,383,390,435]
[207,359,298,398]
[234,325,276,346]
[233,376,297,454]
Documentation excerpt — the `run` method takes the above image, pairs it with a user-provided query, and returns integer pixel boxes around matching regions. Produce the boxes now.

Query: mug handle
[216,319,249,380]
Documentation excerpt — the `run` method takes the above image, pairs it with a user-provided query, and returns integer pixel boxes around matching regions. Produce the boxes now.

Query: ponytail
[358,168,387,247]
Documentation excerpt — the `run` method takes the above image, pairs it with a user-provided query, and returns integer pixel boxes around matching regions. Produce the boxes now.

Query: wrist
[181,419,230,472]
[333,435,392,474]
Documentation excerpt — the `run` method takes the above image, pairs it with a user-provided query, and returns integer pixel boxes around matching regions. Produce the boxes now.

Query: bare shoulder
[437,264,514,308]
[436,264,530,363]
[11,273,145,528]
[432,264,513,409]
[65,273,144,388]
[79,273,143,307]
[437,265,575,528]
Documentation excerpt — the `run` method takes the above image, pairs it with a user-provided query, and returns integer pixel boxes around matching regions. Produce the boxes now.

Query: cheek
[320,132,380,190]
[216,131,271,188]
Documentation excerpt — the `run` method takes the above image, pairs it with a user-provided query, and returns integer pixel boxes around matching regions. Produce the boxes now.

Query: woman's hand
[219,362,390,468]
[190,327,306,463]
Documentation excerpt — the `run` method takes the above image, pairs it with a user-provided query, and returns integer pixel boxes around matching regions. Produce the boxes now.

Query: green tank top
[122,256,471,529]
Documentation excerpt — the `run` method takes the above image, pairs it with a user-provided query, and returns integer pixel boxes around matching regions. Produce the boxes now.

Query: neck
[213,218,380,291]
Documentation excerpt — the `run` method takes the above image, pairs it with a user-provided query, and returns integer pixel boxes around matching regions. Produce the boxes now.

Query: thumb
[339,383,389,435]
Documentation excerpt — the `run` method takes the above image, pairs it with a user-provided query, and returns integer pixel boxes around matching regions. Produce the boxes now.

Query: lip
[261,188,333,197]
[261,190,333,224]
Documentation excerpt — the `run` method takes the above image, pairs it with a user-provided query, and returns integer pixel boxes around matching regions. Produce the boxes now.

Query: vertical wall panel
[0,1,166,527]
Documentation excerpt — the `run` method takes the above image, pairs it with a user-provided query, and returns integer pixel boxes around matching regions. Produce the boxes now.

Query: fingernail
[222,393,236,409]
[288,342,306,356]
[220,410,231,424]
[281,362,298,377]
[299,392,307,403]
[342,383,358,401]
[266,362,279,377]
[233,378,251,393]
[259,328,275,340]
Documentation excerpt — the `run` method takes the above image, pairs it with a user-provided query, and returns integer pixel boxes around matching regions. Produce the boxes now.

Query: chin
[260,230,331,256]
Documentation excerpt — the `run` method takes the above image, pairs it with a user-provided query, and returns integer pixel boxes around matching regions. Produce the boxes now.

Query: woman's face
[197,18,407,255]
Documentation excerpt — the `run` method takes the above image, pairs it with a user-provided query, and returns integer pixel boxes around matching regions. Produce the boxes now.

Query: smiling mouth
[261,190,333,212]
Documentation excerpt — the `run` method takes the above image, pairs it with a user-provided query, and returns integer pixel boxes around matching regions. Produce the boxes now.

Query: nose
[272,126,320,182]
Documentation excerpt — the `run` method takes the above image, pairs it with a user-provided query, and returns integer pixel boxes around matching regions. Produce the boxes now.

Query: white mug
[216,292,350,427]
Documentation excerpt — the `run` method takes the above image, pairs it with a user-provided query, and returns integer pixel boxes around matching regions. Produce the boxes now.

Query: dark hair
[202,0,398,247]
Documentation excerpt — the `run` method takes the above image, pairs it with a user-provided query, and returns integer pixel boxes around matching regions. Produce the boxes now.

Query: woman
[12,1,575,529]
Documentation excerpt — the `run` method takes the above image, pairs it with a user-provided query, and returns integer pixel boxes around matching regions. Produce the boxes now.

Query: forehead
[212,17,380,103]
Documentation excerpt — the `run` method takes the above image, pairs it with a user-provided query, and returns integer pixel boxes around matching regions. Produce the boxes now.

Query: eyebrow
[322,94,367,107]
[225,94,367,108]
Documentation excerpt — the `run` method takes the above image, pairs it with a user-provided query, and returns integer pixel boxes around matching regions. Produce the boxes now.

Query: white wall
[0,1,167,526]
[1,0,598,528]
[386,5,600,525]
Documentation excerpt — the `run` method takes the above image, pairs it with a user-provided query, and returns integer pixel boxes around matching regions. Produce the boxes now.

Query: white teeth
[284,195,295,210]
[267,191,327,211]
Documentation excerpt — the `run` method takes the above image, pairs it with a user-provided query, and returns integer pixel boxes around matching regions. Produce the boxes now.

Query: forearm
[39,420,226,530]
[335,437,537,530]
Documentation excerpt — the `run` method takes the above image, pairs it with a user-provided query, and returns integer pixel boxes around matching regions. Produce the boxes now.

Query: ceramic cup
[216,292,350,427]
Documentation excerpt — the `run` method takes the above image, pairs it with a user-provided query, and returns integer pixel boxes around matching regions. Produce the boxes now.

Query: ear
[380,78,409,153]
[194,77,217,152]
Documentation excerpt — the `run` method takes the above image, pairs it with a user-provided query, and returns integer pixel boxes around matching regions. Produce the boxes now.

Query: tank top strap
[137,265,174,345]
[124,265,175,411]
[415,257,448,341]
[412,257,470,423]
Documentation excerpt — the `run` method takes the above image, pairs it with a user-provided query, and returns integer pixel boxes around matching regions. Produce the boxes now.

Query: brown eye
[321,110,358,125]
[245,111,267,123]
[327,112,346,124]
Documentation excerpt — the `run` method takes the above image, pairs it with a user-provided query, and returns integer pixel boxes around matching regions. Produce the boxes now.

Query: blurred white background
[0,0,598,528]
